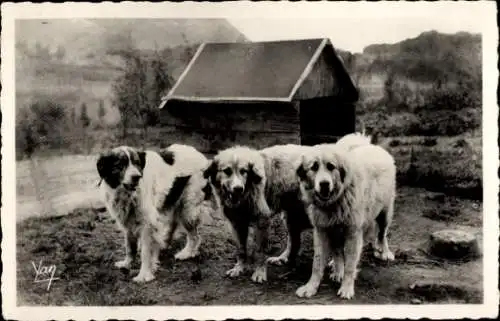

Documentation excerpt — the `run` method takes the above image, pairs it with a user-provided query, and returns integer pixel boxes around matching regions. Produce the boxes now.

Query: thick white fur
[296,134,396,300]
[334,132,372,151]
[100,145,214,283]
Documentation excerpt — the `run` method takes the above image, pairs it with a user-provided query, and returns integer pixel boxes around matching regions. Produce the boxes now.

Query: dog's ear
[203,160,218,182]
[296,163,307,181]
[159,149,175,165]
[138,151,146,170]
[96,152,121,188]
[296,155,308,181]
[338,165,347,184]
[96,152,114,179]
[201,180,213,201]
[248,162,263,185]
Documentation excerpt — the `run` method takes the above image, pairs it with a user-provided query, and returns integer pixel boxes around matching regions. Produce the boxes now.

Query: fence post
[29,156,53,217]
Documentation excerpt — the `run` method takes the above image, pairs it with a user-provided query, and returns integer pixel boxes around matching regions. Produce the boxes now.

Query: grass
[16,186,483,306]
[381,135,482,200]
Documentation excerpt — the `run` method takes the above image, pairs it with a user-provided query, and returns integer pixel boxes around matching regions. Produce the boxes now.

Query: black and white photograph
[1,1,498,320]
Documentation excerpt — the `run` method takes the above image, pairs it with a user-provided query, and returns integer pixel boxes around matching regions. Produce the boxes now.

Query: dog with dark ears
[97,144,217,283]
[203,144,317,283]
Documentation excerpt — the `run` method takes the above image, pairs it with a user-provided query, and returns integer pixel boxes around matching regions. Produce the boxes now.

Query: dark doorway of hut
[298,96,355,146]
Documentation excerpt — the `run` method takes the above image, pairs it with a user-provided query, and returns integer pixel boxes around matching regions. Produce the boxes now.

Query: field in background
[15,132,482,222]
[16,186,483,305]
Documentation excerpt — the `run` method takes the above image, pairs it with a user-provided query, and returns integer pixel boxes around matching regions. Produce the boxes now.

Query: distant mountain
[15,18,247,124]
[335,31,482,103]
[15,18,247,66]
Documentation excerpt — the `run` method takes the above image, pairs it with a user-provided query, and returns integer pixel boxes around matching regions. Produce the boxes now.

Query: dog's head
[96,146,146,191]
[296,147,349,206]
[203,146,265,208]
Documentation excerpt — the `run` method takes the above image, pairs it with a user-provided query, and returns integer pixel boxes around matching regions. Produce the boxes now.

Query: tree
[97,99,106,122]
[80,102,91,128]
[54,45,66,61]
[69,108,77,126]
[16,99,68,158]
[110,46,173,138]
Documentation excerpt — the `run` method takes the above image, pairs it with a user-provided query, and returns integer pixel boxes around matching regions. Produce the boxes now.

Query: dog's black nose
[319,181,330,194]
[232,186,244,196]
[130,174,142,184]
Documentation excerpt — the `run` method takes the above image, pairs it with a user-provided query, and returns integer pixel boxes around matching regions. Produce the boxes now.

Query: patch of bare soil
[16,187,482,305]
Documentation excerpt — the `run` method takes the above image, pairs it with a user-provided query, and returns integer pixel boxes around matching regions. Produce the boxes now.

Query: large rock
[429,229,480,260]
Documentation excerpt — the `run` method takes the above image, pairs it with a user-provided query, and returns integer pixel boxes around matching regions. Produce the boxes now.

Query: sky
[229,6,486,53]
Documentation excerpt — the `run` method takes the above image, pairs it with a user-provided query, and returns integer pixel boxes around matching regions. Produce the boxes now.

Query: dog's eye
[240,168,248,176]
[311,161,319,171]
[223,167,233,176]
[326,162,335,171]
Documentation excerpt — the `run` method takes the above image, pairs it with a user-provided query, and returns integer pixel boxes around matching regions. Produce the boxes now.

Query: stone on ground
[429,229,480,260]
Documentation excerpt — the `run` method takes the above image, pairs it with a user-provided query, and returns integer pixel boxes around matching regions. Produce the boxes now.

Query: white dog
[295,134,396,299]
[97,144,216,283]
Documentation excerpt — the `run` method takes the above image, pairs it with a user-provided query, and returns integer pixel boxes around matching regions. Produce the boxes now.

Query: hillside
[338,30,481,103]
[16,18,247,66]
[15,26,482,158]
[15,18,247,124]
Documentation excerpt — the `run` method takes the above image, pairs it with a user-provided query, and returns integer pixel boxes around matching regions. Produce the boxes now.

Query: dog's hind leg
[267,212,292,266]
[329,246,344,283]
[373,201,395,261]
[175,220,201,260]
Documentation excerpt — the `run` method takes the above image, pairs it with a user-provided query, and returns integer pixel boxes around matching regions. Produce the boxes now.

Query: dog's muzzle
[224,185,244,206]
[123,173,142,191]
[315,180,332,200]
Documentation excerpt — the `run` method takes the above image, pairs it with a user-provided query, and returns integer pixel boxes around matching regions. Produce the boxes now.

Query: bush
[395,144,482,200]
[389,139,401,147]
[421,137,438,147]
[16,99,72,159]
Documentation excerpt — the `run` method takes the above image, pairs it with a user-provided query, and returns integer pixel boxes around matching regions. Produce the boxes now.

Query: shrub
[454,138,468,148]
[422,137,438,147]
[16,99,72,159]
[389,139,401,147]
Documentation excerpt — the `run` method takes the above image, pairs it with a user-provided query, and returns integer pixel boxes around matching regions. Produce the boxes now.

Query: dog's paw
[374,249,395,261]
[337,282,355,300]
[327,259,335,268]
[174,249,197,261]
[266,256,288,266]
[132,270,155,283]
[114,259,131,269]
[226,264,245,278]
[330,270,344,283]
[296,283,318,298]
[251,266,267,283]
[151,259,160,273]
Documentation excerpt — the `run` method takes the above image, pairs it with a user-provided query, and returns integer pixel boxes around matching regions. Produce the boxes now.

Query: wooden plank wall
[294,51,338,100]
[160,102,301,153]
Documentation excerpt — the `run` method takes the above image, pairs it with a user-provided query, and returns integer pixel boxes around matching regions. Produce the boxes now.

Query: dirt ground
[16,186,483,306]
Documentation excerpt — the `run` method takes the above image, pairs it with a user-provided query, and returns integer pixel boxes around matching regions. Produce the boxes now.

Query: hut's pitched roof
[160,38,358,106]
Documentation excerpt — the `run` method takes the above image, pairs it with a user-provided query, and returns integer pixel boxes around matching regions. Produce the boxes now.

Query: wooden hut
[159,38,359,155]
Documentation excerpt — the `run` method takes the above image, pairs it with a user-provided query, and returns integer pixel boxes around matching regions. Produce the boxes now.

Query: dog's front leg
[337,226,363,299]
[296,227,330,298]
[226,220,249,278]
[251,215,270,283]
[133,225,155,283]
[115,231,137,269]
